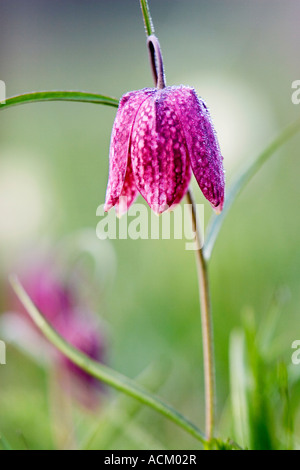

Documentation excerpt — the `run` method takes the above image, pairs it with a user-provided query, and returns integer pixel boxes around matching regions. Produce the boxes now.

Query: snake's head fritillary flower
[104,86,225,215]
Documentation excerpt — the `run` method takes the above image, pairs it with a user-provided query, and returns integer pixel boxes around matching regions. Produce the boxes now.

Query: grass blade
[0,91,119,111]
[10,275,205,446]
[83,359,170,450]
[204,118,300,261]
[229,330,250,449]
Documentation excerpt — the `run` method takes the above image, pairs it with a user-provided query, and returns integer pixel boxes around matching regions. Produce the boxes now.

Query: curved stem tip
[147,35,166,90]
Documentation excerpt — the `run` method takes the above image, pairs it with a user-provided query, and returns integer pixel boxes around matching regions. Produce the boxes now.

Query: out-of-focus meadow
[0,0,300,450]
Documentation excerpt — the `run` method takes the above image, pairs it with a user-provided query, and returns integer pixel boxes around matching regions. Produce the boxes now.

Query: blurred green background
[0,0,300,450]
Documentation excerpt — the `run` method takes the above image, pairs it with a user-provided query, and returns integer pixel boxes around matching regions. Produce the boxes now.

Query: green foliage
[212,438,243,451]
[10,276,206,446]
[1,0,299,452]
[83,360,171,450]
[229,301,295,450]
[204,117,300,261]
[0,91,119,111]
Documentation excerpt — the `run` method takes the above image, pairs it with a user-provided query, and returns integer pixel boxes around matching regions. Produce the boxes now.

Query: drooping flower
[104,86,225,215]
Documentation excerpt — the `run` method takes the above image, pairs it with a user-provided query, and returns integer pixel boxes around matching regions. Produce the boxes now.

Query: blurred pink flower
[20,266,73,325]
[9,258,106,407]
[56,315,106,408]
[105,86,225,215]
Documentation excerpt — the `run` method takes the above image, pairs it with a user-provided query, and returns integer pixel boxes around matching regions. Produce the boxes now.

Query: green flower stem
[204,117,300,261]
[0,91,119,111]
[141,0,215,443]
[139,0,155,37]
[10,276,206,446]
[187,188,215,442]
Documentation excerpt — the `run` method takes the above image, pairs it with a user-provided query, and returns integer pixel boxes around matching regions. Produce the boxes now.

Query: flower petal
[115,154,139,216]
[131,89,189,214]
[171,87,225,211]
[169,154,192,210]
[104,89,154,211]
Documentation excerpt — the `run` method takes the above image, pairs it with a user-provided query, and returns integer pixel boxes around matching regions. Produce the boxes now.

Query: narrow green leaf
[83,359,171,450]
[10,276,206,446]
[229,330,251,449]
[0,91,119,111]
[277,362,294,449]
[140,0,155,37]
[204,118,300,261]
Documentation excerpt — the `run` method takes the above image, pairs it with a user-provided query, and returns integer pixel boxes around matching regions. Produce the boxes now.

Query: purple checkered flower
[105,86,225,215]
